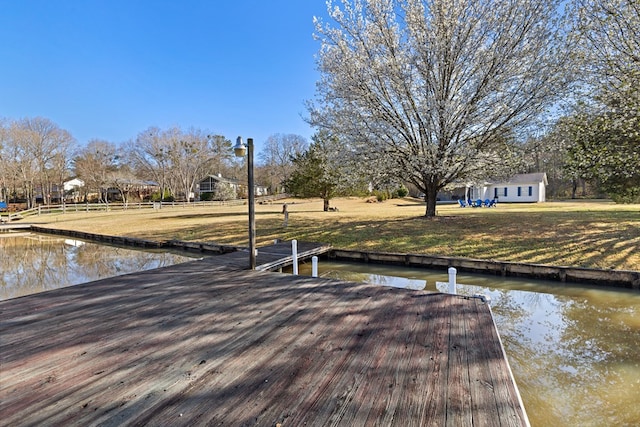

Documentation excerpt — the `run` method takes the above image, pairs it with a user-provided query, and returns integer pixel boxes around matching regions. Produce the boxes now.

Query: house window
[528,186,533,196]
[504,187,508,197]
[494,188,498,198]
[517,186,522,197]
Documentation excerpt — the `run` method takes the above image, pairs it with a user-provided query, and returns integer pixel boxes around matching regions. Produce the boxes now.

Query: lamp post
[233,136,256,270]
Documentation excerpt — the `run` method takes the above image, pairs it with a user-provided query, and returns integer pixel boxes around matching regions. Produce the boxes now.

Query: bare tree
[0,117,75,208]
[109,164,139,205]
[19,117,75,205]
[129,127,173,203]
[258,133,308,194]
[0,126,32,206]
[129,127,223,203]
[169,128,216,202]
[310,0,571,216]
[74,140,119,205]
[0,120,10,202]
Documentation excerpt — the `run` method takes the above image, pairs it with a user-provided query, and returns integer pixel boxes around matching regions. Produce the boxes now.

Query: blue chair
[458,199,467,207]
[487,199,497,207]
[475,199,483,207]
[484,199,491,207]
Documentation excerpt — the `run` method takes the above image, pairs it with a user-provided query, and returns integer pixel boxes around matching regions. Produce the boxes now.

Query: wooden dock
[0,254,529,426]
[220,240,333,271]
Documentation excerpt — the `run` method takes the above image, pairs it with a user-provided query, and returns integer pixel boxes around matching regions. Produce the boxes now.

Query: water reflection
[0,233,195,301]
[296,261,640,427]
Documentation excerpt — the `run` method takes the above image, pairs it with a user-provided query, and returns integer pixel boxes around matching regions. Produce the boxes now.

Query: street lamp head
[234,136,247,157]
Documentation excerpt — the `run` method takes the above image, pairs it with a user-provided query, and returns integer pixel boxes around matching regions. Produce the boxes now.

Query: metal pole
[247,138,256,270]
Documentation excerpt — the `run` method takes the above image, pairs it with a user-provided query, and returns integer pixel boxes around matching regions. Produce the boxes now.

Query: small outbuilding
[467,173,548,203]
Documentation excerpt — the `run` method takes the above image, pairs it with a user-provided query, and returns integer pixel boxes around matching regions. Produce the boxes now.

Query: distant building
[198,175,240,200]
[63,178,85,192]
[438,173,548,203]
[468,173,548,203]
[62,178,85,202]
[198,174,269,200]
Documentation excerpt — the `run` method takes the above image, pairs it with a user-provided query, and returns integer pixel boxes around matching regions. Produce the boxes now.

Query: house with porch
[467,173,548,203]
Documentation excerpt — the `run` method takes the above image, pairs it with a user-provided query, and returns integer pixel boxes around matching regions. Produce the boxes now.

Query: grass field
[25,197,640,271]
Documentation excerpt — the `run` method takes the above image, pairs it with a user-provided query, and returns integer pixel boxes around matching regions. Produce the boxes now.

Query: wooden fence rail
[0,195,289,222]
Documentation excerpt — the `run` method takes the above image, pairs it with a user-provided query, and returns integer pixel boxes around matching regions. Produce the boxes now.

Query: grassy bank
[25,198,640,271]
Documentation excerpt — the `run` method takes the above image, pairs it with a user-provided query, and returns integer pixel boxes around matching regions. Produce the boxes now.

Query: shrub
[396,185,409,198]
[373,190,389,202]
[200,192,214,201]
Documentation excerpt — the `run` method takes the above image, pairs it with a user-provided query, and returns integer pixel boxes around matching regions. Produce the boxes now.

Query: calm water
[0,233,196,301]
[294,261,640,427]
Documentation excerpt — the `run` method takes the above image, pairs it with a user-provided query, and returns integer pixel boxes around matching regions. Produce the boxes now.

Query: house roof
[501,173,548,185]
[202,175,239,184]
[450,173,548,188]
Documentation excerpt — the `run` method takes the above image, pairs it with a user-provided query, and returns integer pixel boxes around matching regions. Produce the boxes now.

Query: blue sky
[0,0,330,152]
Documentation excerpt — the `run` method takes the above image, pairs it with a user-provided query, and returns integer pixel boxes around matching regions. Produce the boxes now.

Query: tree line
[0,119,309,208]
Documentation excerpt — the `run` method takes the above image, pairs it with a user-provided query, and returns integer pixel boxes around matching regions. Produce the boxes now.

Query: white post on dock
[312,256,318,277]
[448,267,457,294]
[292,239,299,275]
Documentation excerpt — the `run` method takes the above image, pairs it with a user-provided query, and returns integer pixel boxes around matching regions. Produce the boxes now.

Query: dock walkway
[0,254,529,426]
[218,240,332,271]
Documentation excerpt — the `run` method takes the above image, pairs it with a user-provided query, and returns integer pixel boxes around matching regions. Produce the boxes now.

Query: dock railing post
[448,267,457,294]
[312,256,318,277]
[292,239,298,275]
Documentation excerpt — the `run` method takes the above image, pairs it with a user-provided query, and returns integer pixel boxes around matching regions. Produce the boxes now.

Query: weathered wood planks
[0,259,529,426]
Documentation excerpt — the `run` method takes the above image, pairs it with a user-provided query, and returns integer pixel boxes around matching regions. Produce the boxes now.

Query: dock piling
[292,239,299,275]
[448,267,457,294]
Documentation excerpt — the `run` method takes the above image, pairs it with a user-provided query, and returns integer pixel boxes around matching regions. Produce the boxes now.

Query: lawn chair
[484,199,491,207]
[486,199,497,207]
[474,199,483,207]
[458,199,467,208]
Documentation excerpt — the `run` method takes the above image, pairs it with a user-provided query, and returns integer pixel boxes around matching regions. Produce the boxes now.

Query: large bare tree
[74,140,119,205]
[129,127,222,203]
[0,117,75,207]
[310,0,571,216]
[20,117,75,205]
[129,127,174,203]
[168,128,217,202]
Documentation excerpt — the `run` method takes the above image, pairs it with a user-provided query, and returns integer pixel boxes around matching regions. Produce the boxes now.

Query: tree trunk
[323,198,330,211]
[424,186,438,217]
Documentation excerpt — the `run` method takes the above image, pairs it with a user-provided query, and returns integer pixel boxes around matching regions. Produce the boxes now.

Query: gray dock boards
[0,259,528,426]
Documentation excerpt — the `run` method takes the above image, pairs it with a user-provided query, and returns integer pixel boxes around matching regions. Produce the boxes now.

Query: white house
[63,178,85,192]
[467,173,547,203]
